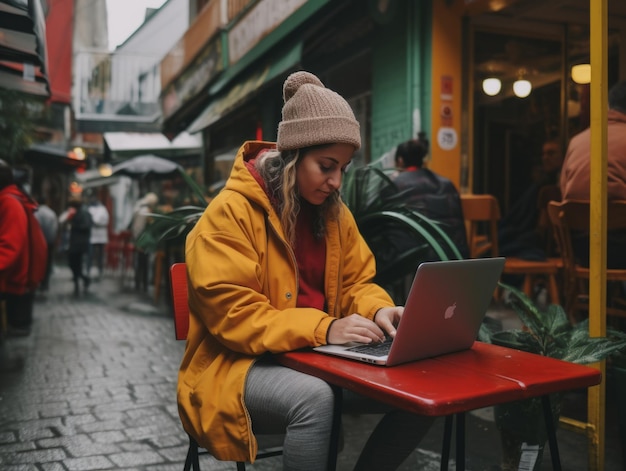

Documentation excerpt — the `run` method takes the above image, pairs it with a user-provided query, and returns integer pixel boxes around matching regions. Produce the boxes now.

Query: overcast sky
[106,0,167,50]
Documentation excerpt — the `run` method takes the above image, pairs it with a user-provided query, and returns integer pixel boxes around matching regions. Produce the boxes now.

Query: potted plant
[479,284,626,471]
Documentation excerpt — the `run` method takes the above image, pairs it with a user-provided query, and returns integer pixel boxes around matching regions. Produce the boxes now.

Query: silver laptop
[313,257,505,366]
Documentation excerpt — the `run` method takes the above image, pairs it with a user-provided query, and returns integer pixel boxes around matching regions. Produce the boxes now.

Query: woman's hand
[373,306,404,338]
[327,314,386,345]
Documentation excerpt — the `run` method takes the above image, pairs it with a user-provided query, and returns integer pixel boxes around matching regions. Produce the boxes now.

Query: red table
[276,341,601,470]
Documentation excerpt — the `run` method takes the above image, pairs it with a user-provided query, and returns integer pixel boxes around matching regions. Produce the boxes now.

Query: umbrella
[110,154,182,179]
[111,154,207,204]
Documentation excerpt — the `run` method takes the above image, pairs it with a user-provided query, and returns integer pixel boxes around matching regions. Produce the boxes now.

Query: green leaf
[493,282,626,364]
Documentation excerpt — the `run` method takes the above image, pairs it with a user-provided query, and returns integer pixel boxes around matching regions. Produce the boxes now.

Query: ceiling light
[571,64,591,84]
[69,147,86,160]
[98,164,113,177]
[513,79,532,98]
[482,78,501,96]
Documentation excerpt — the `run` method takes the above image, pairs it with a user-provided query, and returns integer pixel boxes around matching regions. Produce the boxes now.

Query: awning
[73,168,122,190]
[104,131,202,153]
[0,0,49,96]
[0,60,48,96]
[24,143,88,171]
[187,42,302,134]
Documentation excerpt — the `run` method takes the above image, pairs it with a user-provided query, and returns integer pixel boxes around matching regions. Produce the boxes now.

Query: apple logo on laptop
[444,302,457,319]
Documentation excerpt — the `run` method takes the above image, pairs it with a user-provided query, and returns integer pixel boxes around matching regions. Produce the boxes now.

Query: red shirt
[294,202,326,310]
[245,156,326,310]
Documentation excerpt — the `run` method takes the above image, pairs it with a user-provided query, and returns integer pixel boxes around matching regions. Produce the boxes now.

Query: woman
[179,71,433,470]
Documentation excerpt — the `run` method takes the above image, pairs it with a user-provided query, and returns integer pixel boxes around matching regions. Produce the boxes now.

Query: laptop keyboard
[346,337,393,357]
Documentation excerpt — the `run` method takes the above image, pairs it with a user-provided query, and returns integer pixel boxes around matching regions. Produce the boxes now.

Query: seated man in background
[499,136,563,261]
[560,80,626,268]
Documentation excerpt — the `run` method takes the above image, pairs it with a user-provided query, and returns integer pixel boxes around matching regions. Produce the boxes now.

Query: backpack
[14,196,48,290]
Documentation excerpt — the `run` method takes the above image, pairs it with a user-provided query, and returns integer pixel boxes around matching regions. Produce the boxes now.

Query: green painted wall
[370,0,432,164]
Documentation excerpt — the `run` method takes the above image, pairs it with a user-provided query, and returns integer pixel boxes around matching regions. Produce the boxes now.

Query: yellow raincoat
[178,141,394,462]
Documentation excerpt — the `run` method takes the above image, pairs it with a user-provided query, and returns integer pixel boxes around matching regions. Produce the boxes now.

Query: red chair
[105,232,123,272]
[169,263,284,470]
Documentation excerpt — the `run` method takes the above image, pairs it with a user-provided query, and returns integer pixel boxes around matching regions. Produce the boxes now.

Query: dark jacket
[392,168,470,258]
[68,204,92,253]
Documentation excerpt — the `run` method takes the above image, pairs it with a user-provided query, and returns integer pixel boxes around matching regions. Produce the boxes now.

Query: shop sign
[188,67,271,132]
[228,0,307,64]
[438,75,457,151]
[161,38,223,120]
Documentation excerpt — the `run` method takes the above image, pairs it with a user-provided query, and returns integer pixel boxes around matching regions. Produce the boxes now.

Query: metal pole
[588,1,608,469]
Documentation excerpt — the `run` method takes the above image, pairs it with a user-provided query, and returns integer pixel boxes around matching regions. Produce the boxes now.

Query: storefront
[160,0,438,187]
[464,1,624,214]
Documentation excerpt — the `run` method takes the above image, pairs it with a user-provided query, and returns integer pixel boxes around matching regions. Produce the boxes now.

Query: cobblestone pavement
[0,265,623,470]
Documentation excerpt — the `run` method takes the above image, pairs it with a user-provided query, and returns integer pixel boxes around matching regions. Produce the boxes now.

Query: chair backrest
[170,262,190,340]
[547,199,626,273]
[460,194,501,258]
[536,185,562,256]
[547,200,580,276]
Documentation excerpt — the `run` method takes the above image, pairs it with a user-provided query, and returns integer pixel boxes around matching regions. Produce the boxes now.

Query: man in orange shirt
[560,80,626,267]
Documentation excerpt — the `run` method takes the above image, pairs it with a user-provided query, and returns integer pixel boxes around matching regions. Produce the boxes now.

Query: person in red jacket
[0,159,36,336]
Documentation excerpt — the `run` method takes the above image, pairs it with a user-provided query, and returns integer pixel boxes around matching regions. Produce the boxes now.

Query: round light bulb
[513,79,532,98]
[482,78,502,96]
[571,64,591,84]
[98,163,113,177]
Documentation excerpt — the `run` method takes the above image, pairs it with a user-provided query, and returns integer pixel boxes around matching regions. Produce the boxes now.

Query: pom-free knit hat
[277,71,361,151]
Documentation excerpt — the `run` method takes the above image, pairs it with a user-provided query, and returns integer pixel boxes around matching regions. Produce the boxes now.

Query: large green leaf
[492,283,626,364]
[135,205,205,252]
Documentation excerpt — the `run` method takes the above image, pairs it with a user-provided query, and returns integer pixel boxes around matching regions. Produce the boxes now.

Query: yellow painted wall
[429,0,465,190]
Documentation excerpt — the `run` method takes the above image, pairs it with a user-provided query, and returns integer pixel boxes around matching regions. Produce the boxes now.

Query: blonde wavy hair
[255,146,342,246]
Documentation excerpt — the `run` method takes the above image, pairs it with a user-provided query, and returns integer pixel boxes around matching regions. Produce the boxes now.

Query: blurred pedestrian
[131,192,158,292]
[0,160,37,335]
[59,194,92,296]
[34,196,59,292]
[87,194,109,280]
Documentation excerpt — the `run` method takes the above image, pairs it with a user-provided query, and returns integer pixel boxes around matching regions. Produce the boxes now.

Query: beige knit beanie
[277,71,361,151]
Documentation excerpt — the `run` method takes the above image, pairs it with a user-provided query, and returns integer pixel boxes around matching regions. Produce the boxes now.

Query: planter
[485,285,626,471]
[494,395,561,471]
[608,364,626,468]
[491,332,561,471]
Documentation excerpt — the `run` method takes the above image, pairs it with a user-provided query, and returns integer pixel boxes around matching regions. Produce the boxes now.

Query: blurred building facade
[157,0,625,214]
[16,0,197,221]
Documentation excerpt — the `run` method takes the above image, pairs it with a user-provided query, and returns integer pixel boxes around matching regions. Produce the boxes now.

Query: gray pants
[245,361,434,471]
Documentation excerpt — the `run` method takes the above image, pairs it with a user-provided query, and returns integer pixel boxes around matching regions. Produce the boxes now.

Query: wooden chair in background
[460,194,561,305]
[547,200,626,324]
[459,194,501,259]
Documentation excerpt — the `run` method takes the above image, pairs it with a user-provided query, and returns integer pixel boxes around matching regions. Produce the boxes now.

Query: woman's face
[296,143,354,205]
